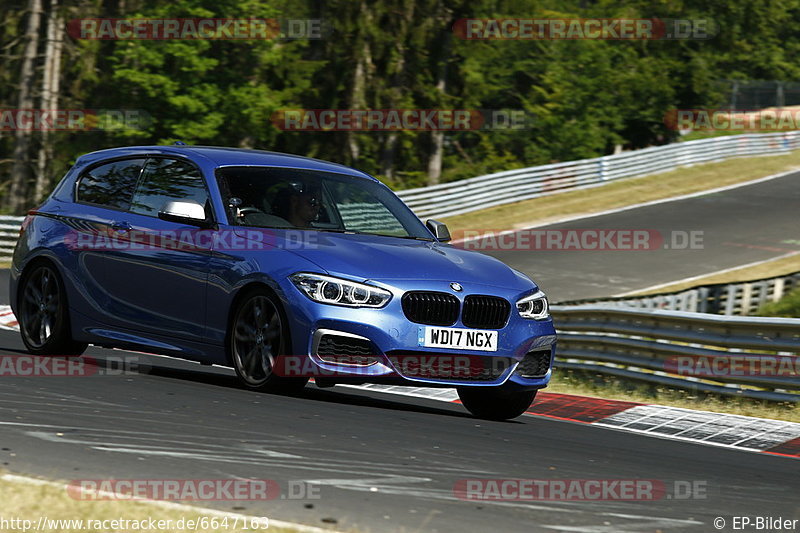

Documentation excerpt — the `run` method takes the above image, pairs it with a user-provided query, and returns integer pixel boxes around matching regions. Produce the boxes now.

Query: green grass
[758,287,800,318]
[0,473,325,533]
[623,252,800,296]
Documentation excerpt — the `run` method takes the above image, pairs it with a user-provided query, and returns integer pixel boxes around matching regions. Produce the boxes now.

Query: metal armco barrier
[551,305,800,402]
[396,131,800,219]
[0,215,22,260]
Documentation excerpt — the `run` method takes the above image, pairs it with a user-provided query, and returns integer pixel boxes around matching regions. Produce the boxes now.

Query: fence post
[740,283,752,316]
[773,278,785,301]
[724,285,737,315]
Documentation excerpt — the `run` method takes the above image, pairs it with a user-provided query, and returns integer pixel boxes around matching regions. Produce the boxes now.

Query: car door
[78,156,212,340]
[69,157,147,327]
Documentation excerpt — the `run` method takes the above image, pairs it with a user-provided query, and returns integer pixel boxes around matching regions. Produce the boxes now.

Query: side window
[76,158,145,210]
[129,158,210,218]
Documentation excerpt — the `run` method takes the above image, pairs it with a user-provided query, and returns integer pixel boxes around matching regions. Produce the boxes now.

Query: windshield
[216,166,433,240]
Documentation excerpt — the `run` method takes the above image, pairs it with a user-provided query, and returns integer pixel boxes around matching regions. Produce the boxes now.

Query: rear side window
[129,158,210,218]
[76,158,146,210]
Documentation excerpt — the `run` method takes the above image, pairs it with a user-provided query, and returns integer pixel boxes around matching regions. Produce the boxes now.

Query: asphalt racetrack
[483,171,800,301]
[0,337,797,533]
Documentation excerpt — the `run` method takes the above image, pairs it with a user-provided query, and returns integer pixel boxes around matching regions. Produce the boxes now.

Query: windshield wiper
[388,235,435,241]
[313,228,361,234]
[312,228,434,241]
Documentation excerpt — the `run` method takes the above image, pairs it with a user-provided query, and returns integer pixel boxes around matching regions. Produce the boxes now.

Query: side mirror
[426,219,451,242]
[158,200,209,227]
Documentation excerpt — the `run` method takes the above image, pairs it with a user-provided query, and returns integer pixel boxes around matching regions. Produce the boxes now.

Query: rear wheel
[457,387,537,420]
[18,263,87,356]
[229,288,308,394]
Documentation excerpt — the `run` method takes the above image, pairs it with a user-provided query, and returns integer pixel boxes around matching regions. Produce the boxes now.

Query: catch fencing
[560,270,800,316]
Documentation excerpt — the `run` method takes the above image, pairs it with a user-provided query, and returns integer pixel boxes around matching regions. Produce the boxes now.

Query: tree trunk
[380,133,398,178]
[35,0,62,202]
[6,0,43,214]
[426,130,444,185]
[379,0,414,180]
[426,7,453,186]
[347,39,370,165]
[425,68,448,185]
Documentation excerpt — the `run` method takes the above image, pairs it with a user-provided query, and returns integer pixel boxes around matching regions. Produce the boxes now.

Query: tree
[6,0,43,213]
[35,0,64,201]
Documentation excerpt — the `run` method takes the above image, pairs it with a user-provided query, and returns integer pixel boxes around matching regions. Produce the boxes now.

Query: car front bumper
[280,278,557,389]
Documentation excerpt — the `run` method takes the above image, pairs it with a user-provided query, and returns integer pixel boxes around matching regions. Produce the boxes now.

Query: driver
[273,182,321,228]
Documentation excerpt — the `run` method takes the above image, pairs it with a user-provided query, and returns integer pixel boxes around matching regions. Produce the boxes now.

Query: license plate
[419,327,498,352]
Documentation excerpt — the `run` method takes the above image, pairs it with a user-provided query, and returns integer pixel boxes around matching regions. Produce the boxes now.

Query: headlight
[516,290,549,320]
[290,273,392,308]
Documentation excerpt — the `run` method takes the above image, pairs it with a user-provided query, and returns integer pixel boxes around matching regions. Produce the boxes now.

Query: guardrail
[560,270,800,316]
[0,216,22,260]
[396,131,800,219]
[550,304,800,402]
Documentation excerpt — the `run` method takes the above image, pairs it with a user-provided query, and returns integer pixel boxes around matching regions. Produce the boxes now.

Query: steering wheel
[236,207,263,217]
[235,206,266,222]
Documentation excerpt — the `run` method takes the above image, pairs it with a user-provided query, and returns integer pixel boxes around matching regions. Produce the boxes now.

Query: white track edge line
[340,384,798,456]
[613,250,800,297]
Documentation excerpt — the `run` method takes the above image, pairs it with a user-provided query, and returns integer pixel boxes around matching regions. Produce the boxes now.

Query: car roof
[75,145,377,181]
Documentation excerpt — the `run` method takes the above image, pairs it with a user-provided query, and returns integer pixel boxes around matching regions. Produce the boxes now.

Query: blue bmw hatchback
[10,145,556,419]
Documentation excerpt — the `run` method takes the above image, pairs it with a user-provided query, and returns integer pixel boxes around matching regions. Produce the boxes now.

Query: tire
[457,387,537,420]
[18,262,87,356]
[228,288,308,394]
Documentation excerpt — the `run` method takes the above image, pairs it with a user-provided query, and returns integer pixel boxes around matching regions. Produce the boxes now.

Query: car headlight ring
[290,273,392,308]
[516,290,549,320]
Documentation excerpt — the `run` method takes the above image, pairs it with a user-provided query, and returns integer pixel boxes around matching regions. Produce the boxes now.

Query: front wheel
[457,387,537,420]
[228,289,308,394]
[18,263,87,356]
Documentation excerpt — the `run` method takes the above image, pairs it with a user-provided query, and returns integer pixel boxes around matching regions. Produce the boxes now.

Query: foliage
[758,288,800,318]
[2,0,800,211]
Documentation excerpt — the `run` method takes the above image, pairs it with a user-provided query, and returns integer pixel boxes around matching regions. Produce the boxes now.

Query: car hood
[281,232,535,291]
